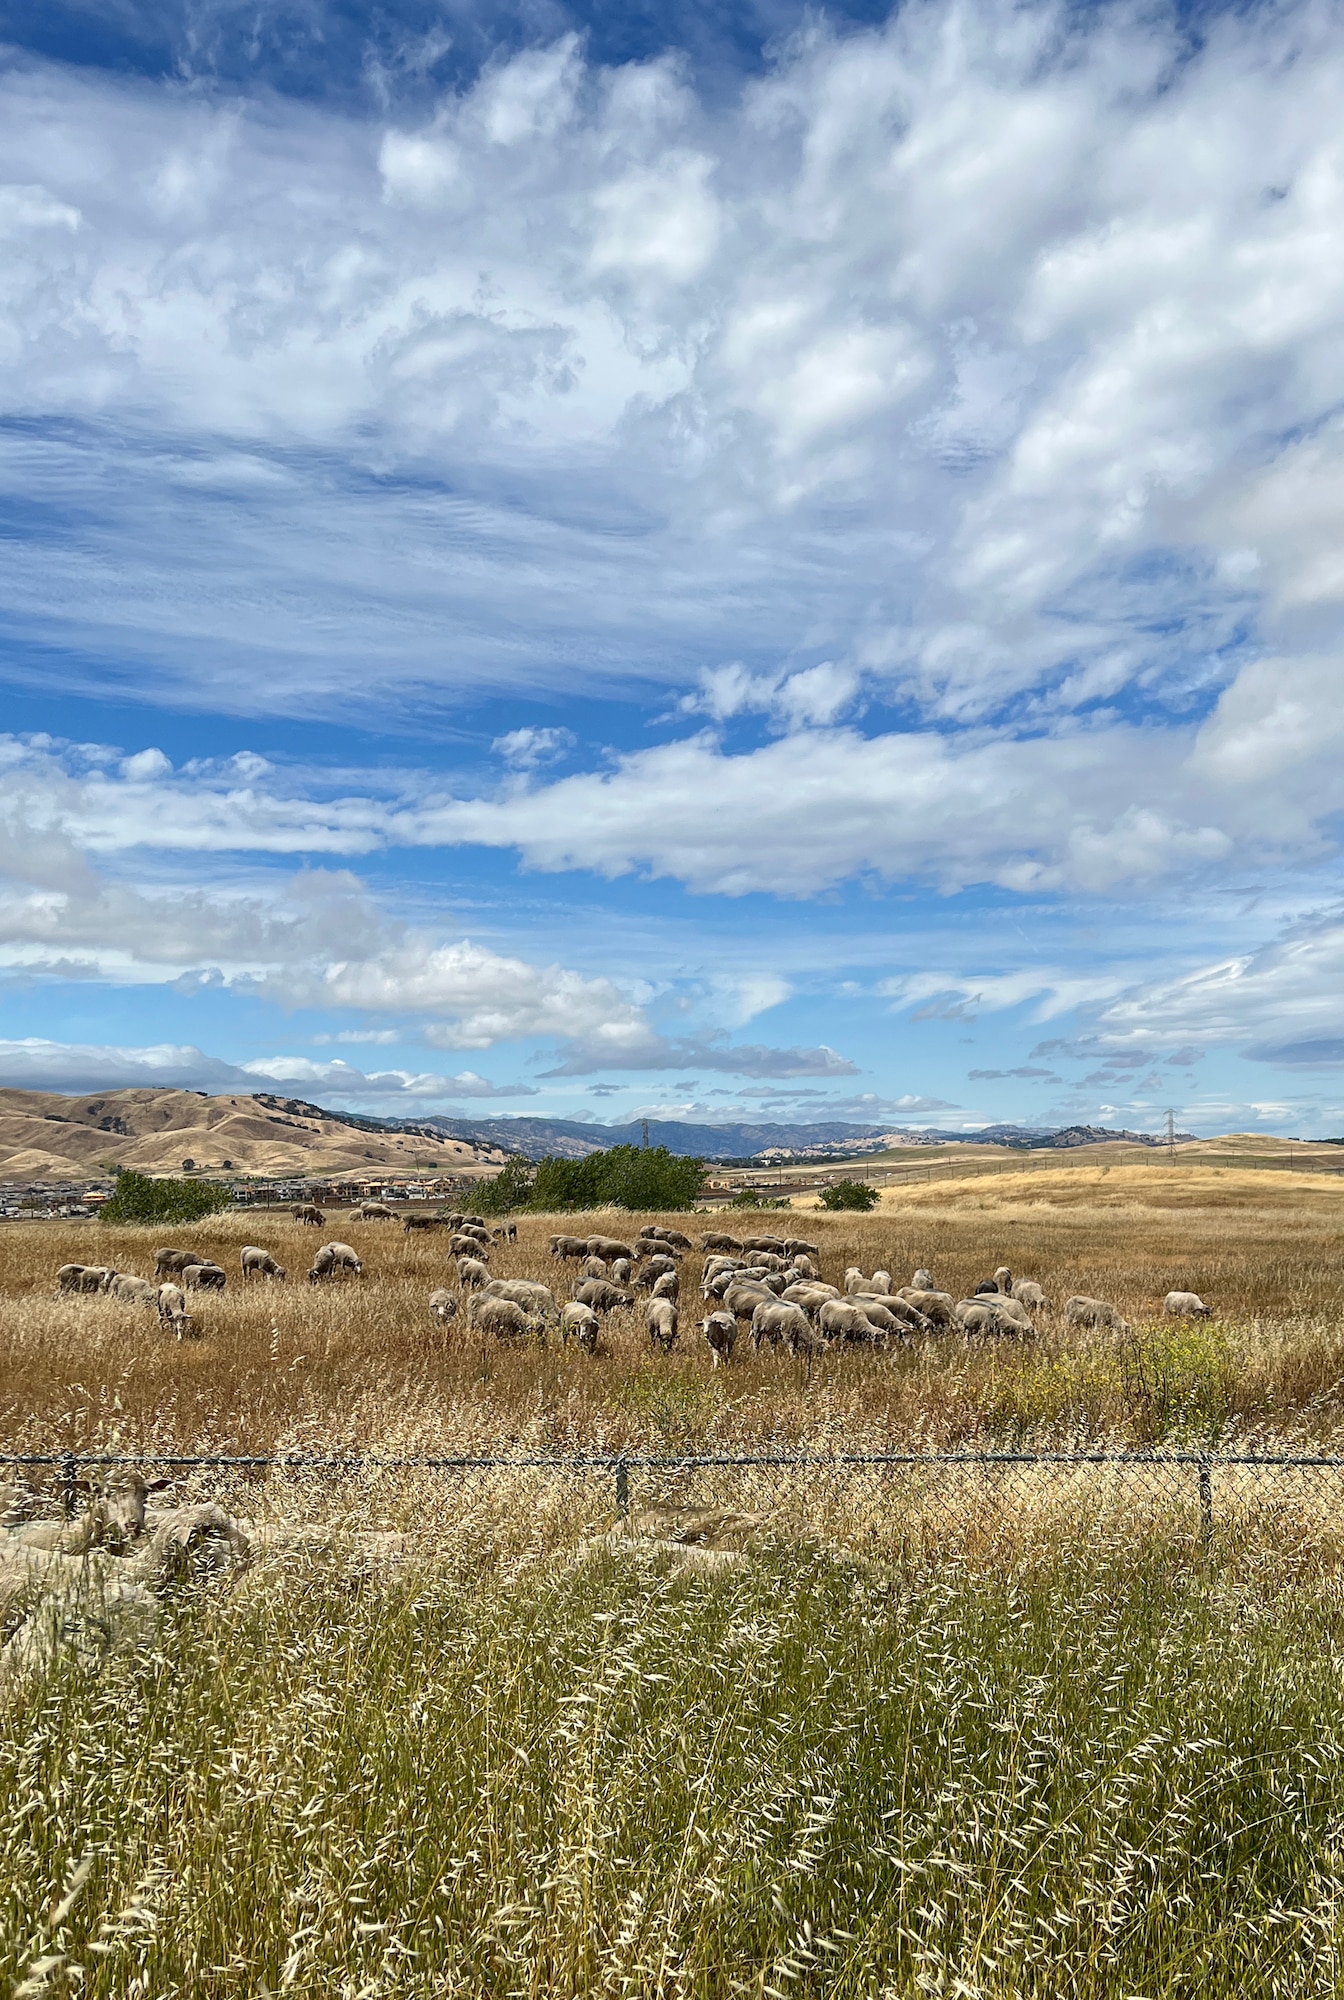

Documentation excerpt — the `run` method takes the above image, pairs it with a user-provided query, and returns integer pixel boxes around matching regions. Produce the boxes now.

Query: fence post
[61,1452,78,1518]
[615,1458,630,1519]
[1198,1457,1213,1551]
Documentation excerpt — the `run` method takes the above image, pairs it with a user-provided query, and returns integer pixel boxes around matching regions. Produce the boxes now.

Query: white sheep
[241,1246,286,1281]
[1064,1295,1131,1334]
[428,1288,458,1326]
[1164,1291,1212,1318]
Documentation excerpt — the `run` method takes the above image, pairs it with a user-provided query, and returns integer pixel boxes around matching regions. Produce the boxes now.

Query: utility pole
[641,1118,649,1150]
[1166,1108,1176,1163]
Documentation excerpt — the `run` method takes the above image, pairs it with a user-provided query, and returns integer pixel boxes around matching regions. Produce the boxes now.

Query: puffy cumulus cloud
[298,941,644,1049]
[0,1038,536,1104]
[538,1032,858,1078]
[5,1,1344,743]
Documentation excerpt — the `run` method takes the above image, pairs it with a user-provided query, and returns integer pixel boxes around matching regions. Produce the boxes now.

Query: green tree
[101,1170,235,1226]
[527,1145,704,1212]
[818,1178,880,1211]
[473,1157,537,1215]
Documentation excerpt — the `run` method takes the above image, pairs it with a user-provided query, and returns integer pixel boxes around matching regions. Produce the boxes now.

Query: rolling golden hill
[0,1086,499,1183]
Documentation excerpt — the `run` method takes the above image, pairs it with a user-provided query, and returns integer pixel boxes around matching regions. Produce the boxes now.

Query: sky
[2,0,1344,1140]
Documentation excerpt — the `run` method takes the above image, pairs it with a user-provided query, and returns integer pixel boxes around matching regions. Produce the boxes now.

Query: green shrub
[472,1157,537,1215]
[100,1170,235,1226]
[527,1145,704,1212]
[818,1178,880,1211]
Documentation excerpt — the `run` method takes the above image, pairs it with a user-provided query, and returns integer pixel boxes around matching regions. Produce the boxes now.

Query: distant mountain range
[389,1113,1190,1162]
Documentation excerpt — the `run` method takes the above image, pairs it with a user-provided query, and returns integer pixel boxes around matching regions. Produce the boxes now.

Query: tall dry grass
[4,1530,1344,1997]
[2,1182,1344,1463]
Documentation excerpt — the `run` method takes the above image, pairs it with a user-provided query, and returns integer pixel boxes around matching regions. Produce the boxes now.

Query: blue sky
[2,0,1344,1138]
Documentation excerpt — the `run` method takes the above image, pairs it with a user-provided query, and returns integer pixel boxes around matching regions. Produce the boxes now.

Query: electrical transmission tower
[1166,1108,1176,1162]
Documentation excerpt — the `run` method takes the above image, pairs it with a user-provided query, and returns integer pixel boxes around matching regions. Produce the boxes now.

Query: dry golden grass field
[4,1164,1344,1461]
[7,1168,1344,1996]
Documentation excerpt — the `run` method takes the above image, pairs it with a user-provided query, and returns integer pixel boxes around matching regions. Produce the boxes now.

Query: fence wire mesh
[6,1448,1344,1560]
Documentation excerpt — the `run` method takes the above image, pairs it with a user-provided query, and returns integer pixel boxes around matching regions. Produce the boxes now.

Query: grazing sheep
[645,1297,679,1351]
[156,1283,195,1338]
[587,1235,635,1262]
[789,1253,819,1280]
[854,1296,926,1340]
[549,1235,590,1261]
[701,1232,742,1252]
[723,1281,775,1322]
[660,1229,693,1251]
[868,1270,894,1295]
[573,1279,632,1313]
[582,1255,610,1280]
[636,1255,677,1287]
[973,1280,1001,1297]
[455,1255,489,1291]
[353,1201,397,1220]
[1164,1291,1213,1318]
[560,1302,601,1353]
[956,1297,1033,1340]
[897,1288,958,1330]
[110,1274,160,1309]
[484,1278,557,1317]
[782,1282,841,1310]
[403,1213,447,1232]
[912,1268,935,1292]
[468,1296,531,1343]
[819,1299,881,1345]
[993,1266,1013,1293]
[457,1224,492,1246]
[742,1235,787,1253]
[1011,1279,1048,1310]
[181,1262,226,1291]
[153,1247,197,1277]
[308,1243,363,1284]
[609,1257,632,1285]
[56,1263,111,1296]
[494,1221,519,1242]
[428,1288,458,1326]
[651,1270,680,1303]
[702,1310,738,1366]
[292,1204,325,1226]
[1064,1295,1132,1334]
[241,1246,286,1281]
[783,1238,819,1259]
[448,1232,488,1260]
[751,1299,822,1355]
[844,1267,874,1296]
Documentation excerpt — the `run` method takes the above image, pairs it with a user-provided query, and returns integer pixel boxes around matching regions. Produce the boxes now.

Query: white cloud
[0,1038,536,1104]
[1098,906,1344,1062]
[2,2,1344,738]
[492,726,575,769]
[538,1033,857,1078]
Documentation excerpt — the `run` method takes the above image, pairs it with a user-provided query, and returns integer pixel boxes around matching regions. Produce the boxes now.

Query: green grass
[4,1533,1344,1997]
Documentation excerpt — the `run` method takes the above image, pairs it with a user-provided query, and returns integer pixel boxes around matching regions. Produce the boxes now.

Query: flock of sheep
[419,1219,1211,1361]
[49,1206,1213,1358]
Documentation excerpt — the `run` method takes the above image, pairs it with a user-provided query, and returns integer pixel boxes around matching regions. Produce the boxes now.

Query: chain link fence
[6,1448,1344,1559]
